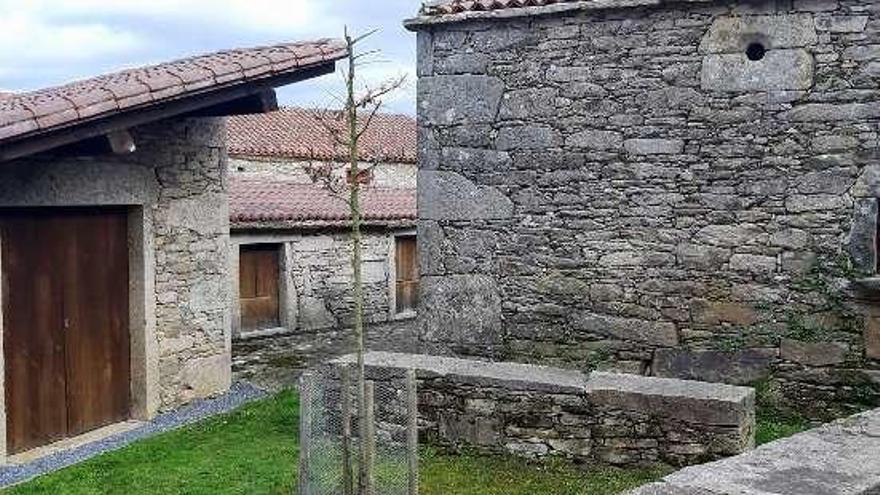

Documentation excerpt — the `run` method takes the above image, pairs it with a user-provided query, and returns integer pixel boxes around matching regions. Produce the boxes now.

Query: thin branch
[354,75,407,109]
[356,103,382,142]
[351,28,380,45]
[352,49,382,61]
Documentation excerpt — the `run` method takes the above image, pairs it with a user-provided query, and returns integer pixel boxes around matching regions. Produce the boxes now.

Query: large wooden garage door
[2,208,130,454]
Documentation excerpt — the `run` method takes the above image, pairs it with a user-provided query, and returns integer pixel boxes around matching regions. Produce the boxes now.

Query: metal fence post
[364,380,376,495]
[341,366,354,495]
[406,369,419,495]
[298,372,314,495]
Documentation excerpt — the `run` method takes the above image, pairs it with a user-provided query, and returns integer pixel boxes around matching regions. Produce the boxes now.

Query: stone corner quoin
[411,0,880,417]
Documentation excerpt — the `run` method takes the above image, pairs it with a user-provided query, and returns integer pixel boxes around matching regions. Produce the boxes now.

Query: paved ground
[0,382,266,489]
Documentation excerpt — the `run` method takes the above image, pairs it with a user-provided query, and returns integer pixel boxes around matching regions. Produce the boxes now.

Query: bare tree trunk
[342,29,369,495]
[302,27,406,495]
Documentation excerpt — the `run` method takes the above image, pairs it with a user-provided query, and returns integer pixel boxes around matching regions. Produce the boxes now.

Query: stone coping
[629,408,880,495]
[404,0,712,30]
[333,351,589,393]
[587,372,754,425]
[331,352,754,425]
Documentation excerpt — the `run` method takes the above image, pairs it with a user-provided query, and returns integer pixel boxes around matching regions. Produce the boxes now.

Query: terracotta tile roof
[227,108,417,164]
[420,0,581,16]
[230,176,416,229]
[0,39,346,145]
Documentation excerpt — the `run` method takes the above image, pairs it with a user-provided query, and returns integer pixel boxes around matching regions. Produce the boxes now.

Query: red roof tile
[0,39,346,145]
[230,176,416,228]
[420,0,581,17]
[227,108,417,164]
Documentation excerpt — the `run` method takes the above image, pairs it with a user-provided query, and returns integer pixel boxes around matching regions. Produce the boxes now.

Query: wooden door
[395,237,419,314]
[2,208,130,453]
[239,245,280,331]
[2,214,68,453]
[62,211,130,437]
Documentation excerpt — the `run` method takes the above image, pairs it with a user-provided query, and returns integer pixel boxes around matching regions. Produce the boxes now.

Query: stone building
[407,0,880,418]
[226,109,419,388]
[0,39,344,460]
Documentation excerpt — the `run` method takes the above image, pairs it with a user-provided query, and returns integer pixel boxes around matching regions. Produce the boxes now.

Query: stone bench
[327,352,755,467]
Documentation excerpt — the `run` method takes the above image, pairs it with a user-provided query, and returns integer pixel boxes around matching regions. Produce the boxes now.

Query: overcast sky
[0,0,420,115]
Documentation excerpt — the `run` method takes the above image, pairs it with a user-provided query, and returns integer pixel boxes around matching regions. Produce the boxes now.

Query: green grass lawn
[2,391,667,495]
[420,450,666,495]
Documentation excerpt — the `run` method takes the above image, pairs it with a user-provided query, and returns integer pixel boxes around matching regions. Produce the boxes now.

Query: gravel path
[0,382,267,489]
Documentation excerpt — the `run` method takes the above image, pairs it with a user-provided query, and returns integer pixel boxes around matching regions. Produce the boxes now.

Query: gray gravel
[0,382,267,489]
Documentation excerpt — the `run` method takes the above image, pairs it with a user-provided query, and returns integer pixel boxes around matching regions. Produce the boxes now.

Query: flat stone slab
[333,351,589,394]
[587,372,754,426]
[627,408,880,495]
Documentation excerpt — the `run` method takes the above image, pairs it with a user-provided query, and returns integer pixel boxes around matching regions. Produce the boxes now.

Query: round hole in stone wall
[746,42,767,61]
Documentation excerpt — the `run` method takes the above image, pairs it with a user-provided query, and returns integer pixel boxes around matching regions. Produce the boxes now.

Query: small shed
[0,39,345,460]
[225,109,418,388]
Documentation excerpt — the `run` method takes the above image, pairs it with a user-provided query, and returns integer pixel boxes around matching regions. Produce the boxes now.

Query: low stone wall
[629,407,880,495]
[329,352,755,467]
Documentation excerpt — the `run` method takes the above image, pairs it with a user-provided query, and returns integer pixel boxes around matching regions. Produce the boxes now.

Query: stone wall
[229,156,416,189]
[629,406,880,494]
[328,352,755,467]
[0,117,231,415]
[413,0,880,418]
[147,119,231,407]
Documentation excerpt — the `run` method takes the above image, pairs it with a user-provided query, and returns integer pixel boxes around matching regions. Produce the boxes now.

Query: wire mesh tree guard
[299,365,419,495]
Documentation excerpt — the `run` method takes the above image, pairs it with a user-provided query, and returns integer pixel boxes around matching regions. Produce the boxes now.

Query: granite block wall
[412,0,880,418]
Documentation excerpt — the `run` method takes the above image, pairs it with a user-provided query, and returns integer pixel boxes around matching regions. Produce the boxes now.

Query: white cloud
[0,0,415,114]
[0,0,342,88]
[0,12,141,65]
[357,59,417,112]
[24,0,335,35]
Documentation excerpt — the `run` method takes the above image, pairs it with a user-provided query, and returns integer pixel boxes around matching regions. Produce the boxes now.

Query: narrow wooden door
[2,208,130,453]
[395,237,419,314]
[239,245,280,332]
